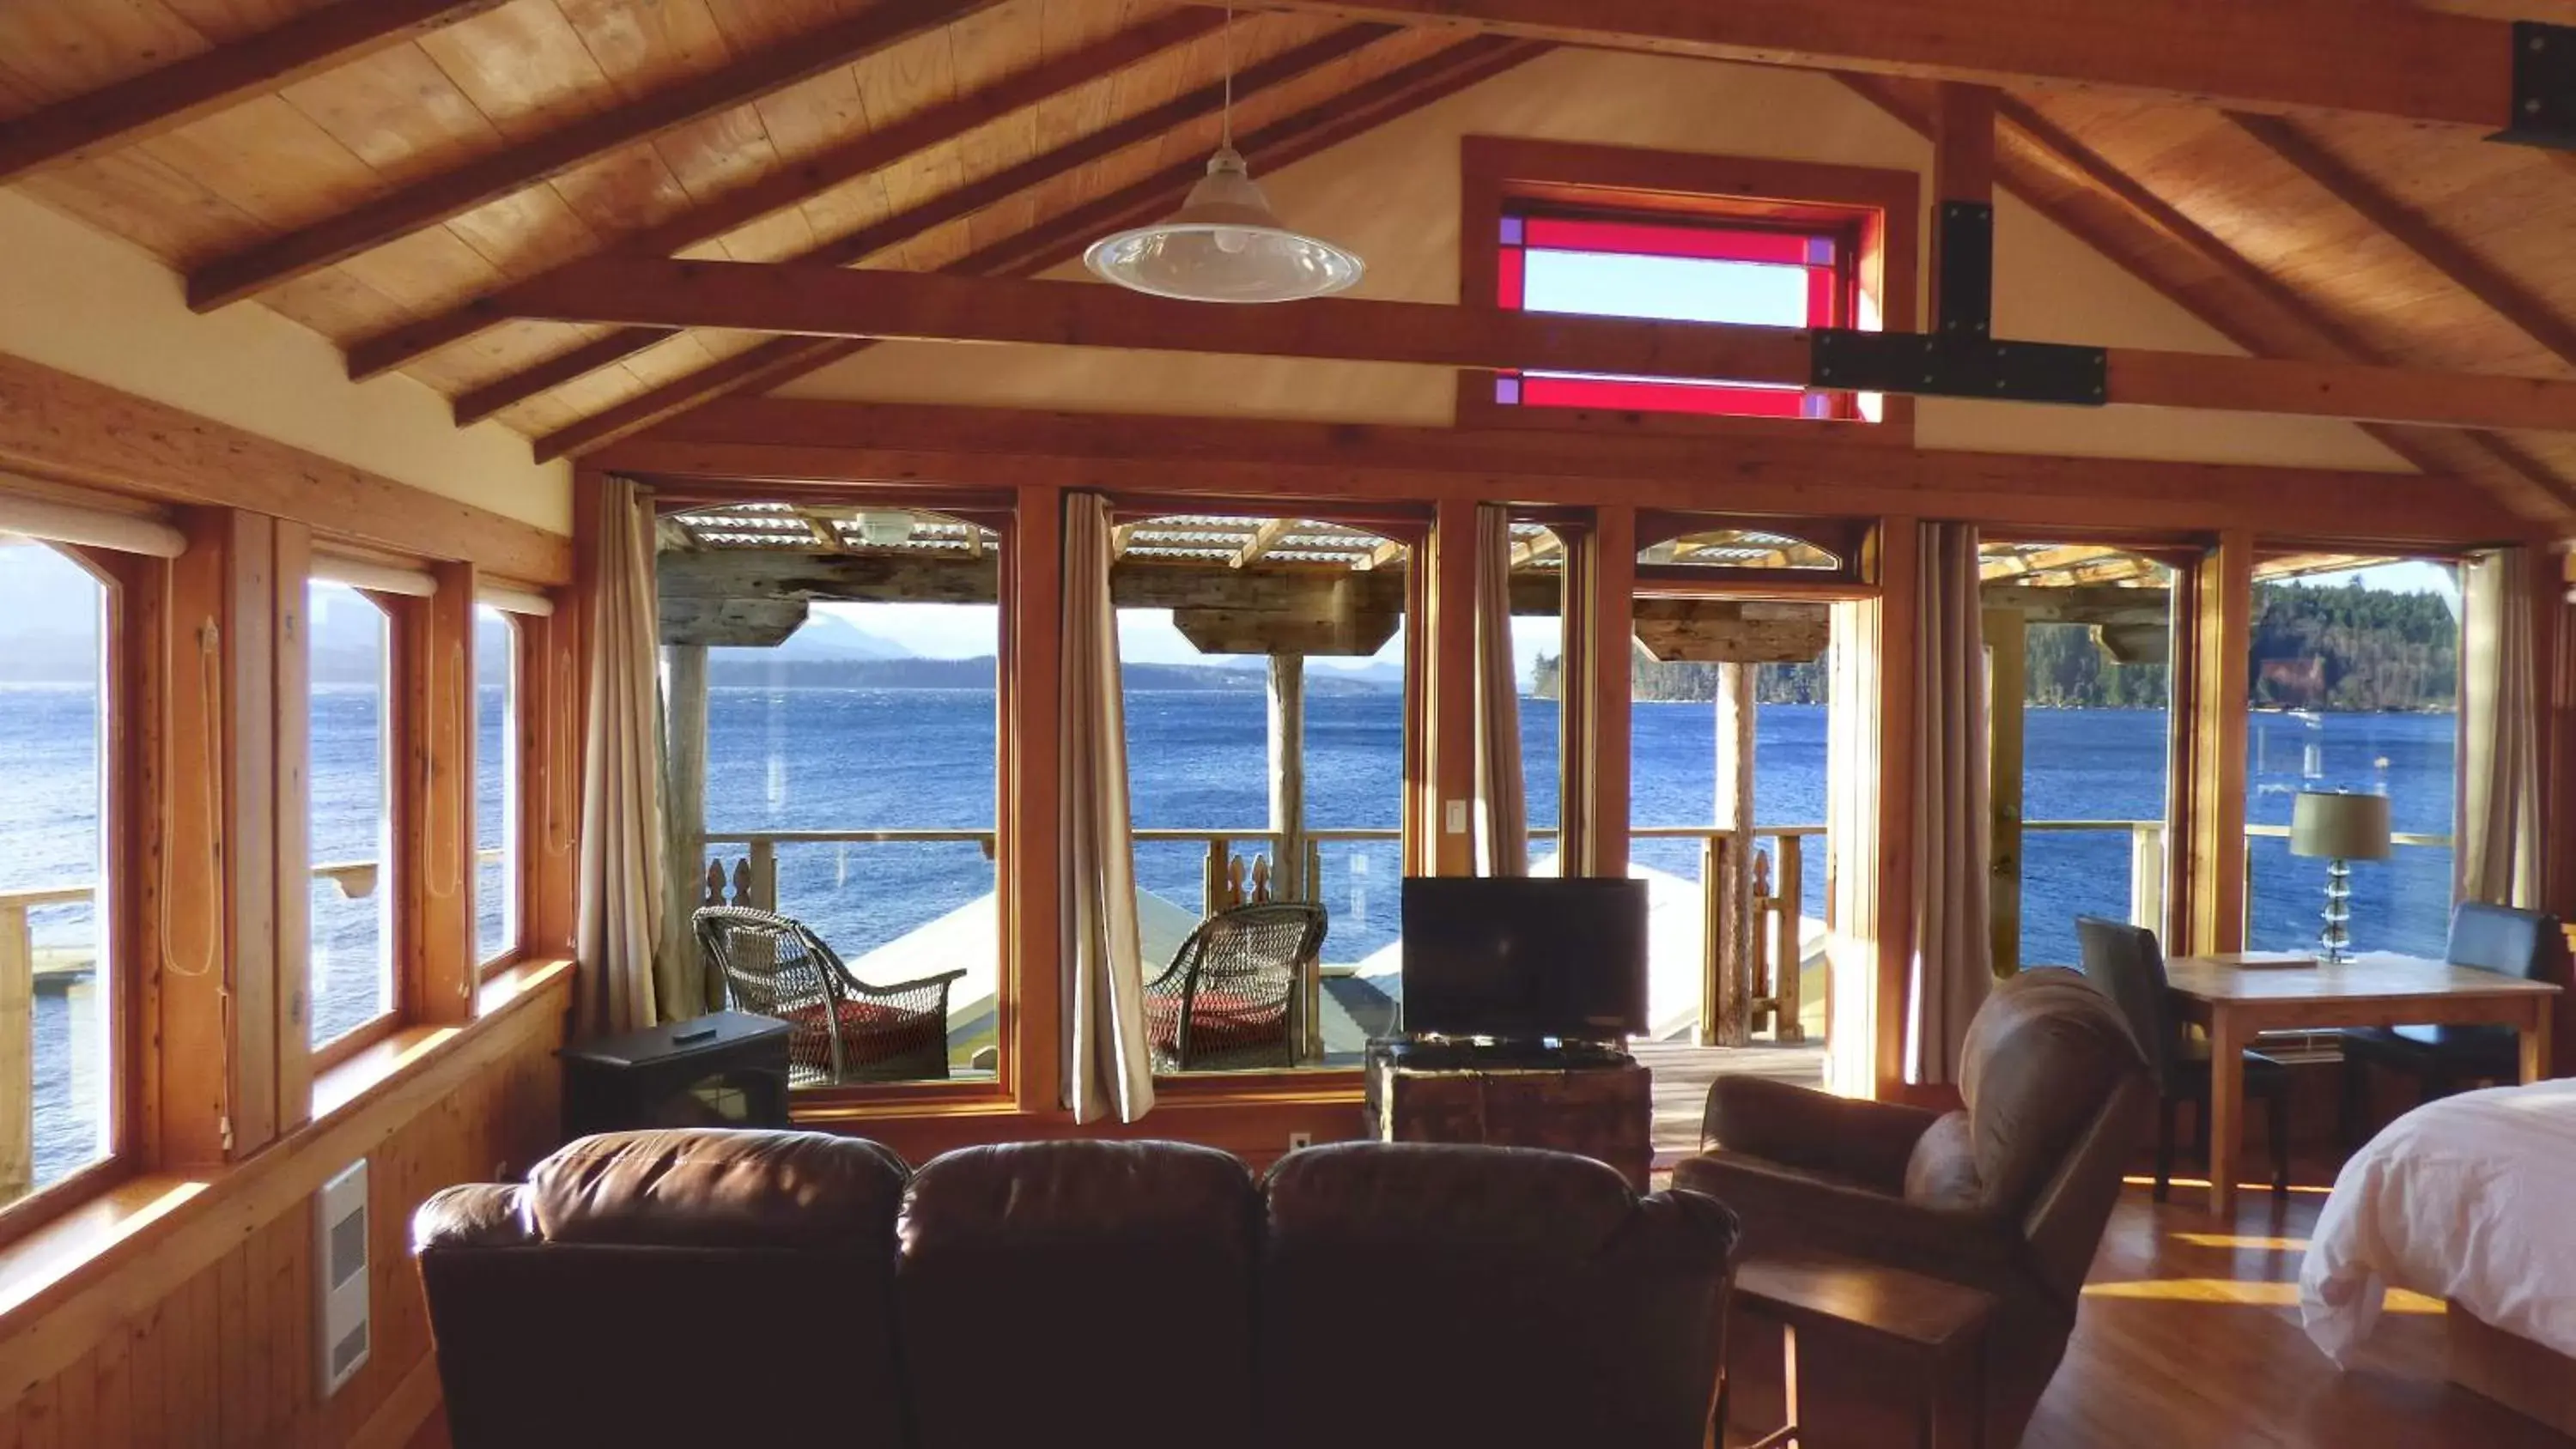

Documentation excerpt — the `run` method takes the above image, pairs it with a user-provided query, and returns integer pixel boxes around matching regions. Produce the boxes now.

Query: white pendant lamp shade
[1084,146,1364,303]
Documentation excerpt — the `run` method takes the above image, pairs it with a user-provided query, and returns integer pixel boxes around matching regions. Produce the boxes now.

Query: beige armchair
[1674,967,2152,1447]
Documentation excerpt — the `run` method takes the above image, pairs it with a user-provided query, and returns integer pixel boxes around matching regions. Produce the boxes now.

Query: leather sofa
[1674,967,2153,1447]
[414,1131,1741,1449]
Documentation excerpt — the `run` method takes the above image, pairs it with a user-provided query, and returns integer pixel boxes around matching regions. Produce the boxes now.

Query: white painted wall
[778,48,2410,474]
[0,191,571,535]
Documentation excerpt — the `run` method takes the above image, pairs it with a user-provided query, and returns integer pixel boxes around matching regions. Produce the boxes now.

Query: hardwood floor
[2022,1185,2570,1448]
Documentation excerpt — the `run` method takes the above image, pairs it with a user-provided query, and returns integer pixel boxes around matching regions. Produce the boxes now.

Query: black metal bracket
[2493,21,2576,150]
[1934,200,1994,338]
[1809,330,2109,407]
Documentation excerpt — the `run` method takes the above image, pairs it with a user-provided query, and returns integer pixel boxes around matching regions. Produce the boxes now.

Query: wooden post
[1588,508,1637,879]
[1005,483,1064,1115]
[1268,653,1307,900]
[1984,606,2026,975]
[2183,531,2254,956]
[661,642,711,1017]
[747,837,778,913]
[1775,834,1805,1043]
[1713,662,1757,1047]
[1699,834,1728,1047]
[2131,822,2166,933]
[270,520,313,1131]
[1931,82,2000,337]
[396,561,480,1028]
[0,903,29,1202]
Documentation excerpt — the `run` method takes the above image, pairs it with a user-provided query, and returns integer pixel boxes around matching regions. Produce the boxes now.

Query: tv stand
[1362,1037,1652,1190]
[1370,1035,1634,1074]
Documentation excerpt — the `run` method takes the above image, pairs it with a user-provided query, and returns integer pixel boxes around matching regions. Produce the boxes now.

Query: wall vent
[315,1160,370,1397]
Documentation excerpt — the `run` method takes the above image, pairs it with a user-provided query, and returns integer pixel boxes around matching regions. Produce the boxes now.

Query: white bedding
[2300,1077,2576,1365]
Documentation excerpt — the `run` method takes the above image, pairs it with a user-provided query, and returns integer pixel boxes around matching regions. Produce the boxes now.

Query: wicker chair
[1144,901,1327,1073]
[693,906,965,1086]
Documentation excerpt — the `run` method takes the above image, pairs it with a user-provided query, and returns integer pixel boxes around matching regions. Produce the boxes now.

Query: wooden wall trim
[0,353,569,585]
[2183,531,2256,955]
[0,960,570,1404]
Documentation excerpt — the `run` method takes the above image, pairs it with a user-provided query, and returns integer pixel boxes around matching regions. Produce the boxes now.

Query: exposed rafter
[1838,76,2576,523]
[1249,0,2517,129]
[527,34,1548,461]
[1232,517,1296,567]
[0,0,511,185]
[442,21,1393,427]
[343,7,1228,381]
[2225,112,2576,373]
[184,0,1008,311]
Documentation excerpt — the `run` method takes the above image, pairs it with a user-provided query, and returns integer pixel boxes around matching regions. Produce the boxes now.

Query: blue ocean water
[700,686,2461,971]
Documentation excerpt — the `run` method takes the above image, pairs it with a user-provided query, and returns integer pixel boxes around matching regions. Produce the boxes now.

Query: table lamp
[2289,791,2392,963]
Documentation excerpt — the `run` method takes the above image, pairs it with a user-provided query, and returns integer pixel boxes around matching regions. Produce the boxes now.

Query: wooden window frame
[1457,136,1919,445]
[473,604,531,978]
[665,487,1023,1109]
[1101,497,1427,1089]
[0,543,146,1250]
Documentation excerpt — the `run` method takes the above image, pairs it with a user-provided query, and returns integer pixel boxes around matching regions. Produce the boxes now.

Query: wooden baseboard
[2448,1301,2576,1435]
[349,1353,443,1449]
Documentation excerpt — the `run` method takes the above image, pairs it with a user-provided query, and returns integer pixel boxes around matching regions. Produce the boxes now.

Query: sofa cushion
[418,1130,912,1449]
[1256,1143,1738,1449]
[897,1140,1260,1449]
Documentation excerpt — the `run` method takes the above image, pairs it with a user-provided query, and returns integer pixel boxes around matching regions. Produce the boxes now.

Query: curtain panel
[574,476,668,1037]
[2457,547,2544,908]
[1060,493,1156,1125]
[1910,522,1994,1085]
[1473,503,1528,876]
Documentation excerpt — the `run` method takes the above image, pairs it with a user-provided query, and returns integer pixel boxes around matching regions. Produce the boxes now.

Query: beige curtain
[1061,494,1156,1125]
[1473,504,1528,876]
[1909,522,1993,1085]
[2457,548,2543,908]
[574,476,667,1036]
[1826,598,1886,1098]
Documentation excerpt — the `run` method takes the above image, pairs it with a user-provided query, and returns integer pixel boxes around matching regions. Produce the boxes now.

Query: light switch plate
[1444,799,1468,834]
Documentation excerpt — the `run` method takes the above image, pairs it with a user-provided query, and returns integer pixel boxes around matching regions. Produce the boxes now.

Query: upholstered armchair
[1673,967,2153,1448]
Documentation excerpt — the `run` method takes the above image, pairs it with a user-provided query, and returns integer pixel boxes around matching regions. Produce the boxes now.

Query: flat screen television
[1400,876,1649,1041]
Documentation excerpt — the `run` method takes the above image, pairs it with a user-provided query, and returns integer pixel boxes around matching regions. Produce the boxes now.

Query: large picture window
[0,540,116,1208]
[308,580,394,1048]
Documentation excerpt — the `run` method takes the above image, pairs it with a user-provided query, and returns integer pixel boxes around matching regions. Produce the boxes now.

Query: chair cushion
[781,998,945,1064]
[1954,969,2148,1217]
[1145,988,1285,1053]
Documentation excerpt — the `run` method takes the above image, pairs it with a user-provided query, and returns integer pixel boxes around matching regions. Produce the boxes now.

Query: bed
[2300,1077,2576,1431]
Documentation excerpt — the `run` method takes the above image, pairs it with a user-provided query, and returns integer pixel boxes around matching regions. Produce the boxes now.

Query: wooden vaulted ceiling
[9,0,2576,518]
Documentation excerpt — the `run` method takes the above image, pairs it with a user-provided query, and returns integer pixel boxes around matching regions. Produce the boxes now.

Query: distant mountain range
[708,654,1399,693]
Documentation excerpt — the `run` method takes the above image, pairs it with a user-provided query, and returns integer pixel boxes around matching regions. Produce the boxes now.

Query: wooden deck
[1632,1040,1830,1156]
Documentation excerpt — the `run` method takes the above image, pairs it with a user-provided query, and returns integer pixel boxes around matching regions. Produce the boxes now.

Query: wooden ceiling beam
[184,0,1008,311]
[345,7,1227,381]
[1248,0,2515,128]
[1233,517,1296,567]
[442,21,1390,426]
[2226,112,2576,372]
[0,0,511,185]
[1839,76,2576,523]
[527,34,1547,461]
[603,396,2531,544]
[505,254,2576,436]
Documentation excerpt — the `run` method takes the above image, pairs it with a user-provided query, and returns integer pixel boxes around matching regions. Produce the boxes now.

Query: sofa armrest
[1701,1076,1944,1193]
[412,1183,534,1253]
[1673,1153,2024,1289]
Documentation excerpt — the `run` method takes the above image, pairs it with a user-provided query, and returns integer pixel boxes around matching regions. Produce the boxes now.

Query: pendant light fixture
[1084,9,1364,303]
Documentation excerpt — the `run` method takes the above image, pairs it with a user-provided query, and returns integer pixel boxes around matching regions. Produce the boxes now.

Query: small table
[2165,952,2560,1216]
[1729,1252,1997,1449]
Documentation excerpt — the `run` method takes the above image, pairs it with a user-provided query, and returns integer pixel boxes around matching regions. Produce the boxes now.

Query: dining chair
[2338,901,2558,1145]
[2075,917,2293,1202]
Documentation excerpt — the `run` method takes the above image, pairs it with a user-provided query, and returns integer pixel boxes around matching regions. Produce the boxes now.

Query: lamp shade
[1083,147,1364,303]
[2289,791,2393,861]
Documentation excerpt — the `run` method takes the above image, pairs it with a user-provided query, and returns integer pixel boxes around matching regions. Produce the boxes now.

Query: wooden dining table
[2164,951,2561,1216]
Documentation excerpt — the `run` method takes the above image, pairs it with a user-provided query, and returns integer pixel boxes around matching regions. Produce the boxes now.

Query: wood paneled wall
[0,977,567,1449]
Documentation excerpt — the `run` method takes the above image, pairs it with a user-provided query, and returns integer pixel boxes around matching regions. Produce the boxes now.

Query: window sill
[0,957,574,1336]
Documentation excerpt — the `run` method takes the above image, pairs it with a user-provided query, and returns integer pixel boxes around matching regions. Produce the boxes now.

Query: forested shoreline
[1534,580,2460,712]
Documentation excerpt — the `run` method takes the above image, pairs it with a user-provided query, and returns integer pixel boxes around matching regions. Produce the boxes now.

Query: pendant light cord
[1221,6,1235,150]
